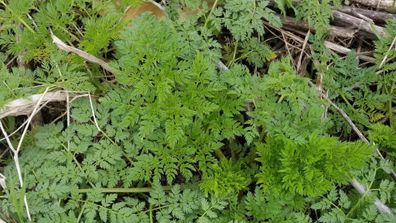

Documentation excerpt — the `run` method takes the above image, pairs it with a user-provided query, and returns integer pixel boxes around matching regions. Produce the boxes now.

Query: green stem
[76,202,86,223]
[149,204,153,223]
[78,185,174,193]
[204,0,219,28]
[144,204,173,213]
[215,149,226,160]
[61,144,95,188]
[228,41,239,67]
[0,0,35,33]
[200,202,215,219]
[388,81,395,128]
[346,168,378,217]
[340,94,354,109]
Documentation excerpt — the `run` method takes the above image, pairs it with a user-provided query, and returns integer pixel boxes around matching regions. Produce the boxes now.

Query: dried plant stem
[281,16,357,38]
[0,102,50,143]
[88,93,101,132]
[15,88,49,153]
[51,32,117,74]
[0,87,50,221]
[0,172,5,190]
[379,35,396,69]
[66,92,71,152]
[0,125,31,220]
[265,22,375,63]
[297,30,310,73]
[351,179,393,214]
[324,41,375,63]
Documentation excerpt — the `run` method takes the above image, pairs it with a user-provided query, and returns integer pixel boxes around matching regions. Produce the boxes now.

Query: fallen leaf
[123,0,166,22]
[177,0,215,20]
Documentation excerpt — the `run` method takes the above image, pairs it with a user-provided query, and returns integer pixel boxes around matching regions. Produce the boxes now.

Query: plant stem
[149,204,153,223]
[0,0,35,33]
[204,0,219,28]
[215,149,226,160]
[78,186,174,193]
[76,202,86,223]
[228,41,239,67]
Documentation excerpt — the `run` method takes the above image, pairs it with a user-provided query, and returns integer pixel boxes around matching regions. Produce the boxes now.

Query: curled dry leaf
[123,0,166,22]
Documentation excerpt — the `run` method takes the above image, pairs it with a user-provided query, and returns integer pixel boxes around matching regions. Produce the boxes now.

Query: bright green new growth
[200,159,252,197]
[256,135,373,197]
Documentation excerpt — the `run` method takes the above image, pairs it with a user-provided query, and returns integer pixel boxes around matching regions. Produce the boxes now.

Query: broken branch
[332,10,385,36]
[350,0,396,13]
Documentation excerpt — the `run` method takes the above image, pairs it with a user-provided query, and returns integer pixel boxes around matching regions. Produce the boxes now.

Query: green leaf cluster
[256,135,374,197]
[249,58,330,142]
[1,1,395,222]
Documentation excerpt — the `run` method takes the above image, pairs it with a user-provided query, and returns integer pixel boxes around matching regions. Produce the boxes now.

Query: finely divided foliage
[0,0,395,222]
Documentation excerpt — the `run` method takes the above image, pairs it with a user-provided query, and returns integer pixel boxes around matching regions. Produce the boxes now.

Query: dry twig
[379,35,396,68]
[88,93,101,132]
[51,32,116,74]
[333,10,385,36]
[297,30,310,73]
[324,41,375,62]
[281,16,358,38]
[340,6,396,22]
[0,172,5,190]
[266,22,375,63]
[351,179,393,214]
[349,0,396,13]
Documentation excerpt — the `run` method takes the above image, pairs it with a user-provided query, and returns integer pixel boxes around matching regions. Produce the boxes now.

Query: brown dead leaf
[122,0,166,22]
[177,0,215,20]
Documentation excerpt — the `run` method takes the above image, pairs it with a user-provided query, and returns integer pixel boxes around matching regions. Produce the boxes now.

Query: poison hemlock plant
[107,14,252,185]
[374,19,396,128]
[0,66,35,108]
[311,162,396,223]
[248,58,330,143]
[296,0,341,38]
[1,1,395,222]
[368,124,396,173]
[256,135,374,197]
[239,37,276,69]
[324,52,391,136]
[200,159,251,197]
[212,0,281,42]
[0,12,252,222]
[0,0,125,105]
[244,187,310,222]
